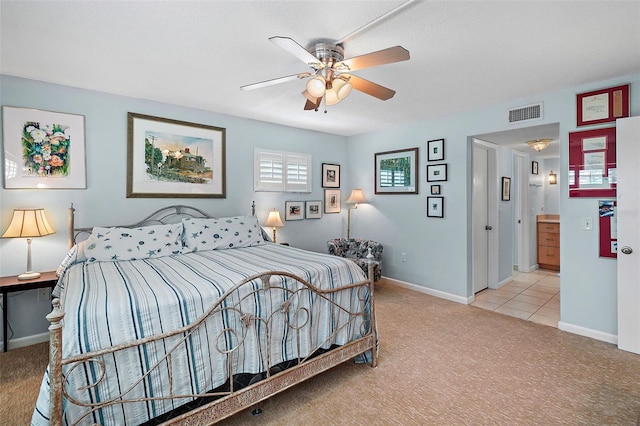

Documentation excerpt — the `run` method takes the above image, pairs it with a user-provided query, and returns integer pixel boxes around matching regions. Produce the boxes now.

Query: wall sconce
[346,188,366,239]
[264,209,284,243]
[548,171,558,185]
[1,208,55,280]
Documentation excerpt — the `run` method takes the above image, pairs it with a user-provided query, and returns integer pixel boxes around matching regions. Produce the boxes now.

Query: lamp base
[18,271,41,280]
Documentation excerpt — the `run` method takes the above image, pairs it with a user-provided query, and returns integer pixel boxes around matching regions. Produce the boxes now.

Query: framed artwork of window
[375,147,418,194]
[321,163,340,188]
[427,138,445,162]
[426,164,447,182]
[427,196,444,218]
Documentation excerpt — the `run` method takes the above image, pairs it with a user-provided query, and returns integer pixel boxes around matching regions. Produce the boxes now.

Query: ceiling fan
[240,36,410,112]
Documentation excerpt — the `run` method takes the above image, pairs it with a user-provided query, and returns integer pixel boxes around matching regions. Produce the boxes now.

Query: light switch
[581,216,593,231]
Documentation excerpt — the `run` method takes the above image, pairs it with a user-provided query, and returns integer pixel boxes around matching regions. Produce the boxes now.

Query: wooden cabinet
[537,215,560,271]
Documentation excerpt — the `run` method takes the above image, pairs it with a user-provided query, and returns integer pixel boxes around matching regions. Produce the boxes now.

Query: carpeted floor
[2,279,640,425]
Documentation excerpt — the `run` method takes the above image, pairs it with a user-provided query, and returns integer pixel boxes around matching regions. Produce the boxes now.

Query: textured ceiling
[1,1,639,139]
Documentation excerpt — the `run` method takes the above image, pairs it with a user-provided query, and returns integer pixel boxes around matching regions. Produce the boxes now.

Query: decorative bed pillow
[84,223,184,262]
[182,216,266,251]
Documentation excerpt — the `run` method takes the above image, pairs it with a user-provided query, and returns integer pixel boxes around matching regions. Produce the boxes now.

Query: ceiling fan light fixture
[332,78,353,99]
[306,76,326,98]
[527,138,552,152]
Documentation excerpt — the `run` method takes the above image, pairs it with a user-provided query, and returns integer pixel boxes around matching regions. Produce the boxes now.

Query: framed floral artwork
[127,112,226,198]
[2,106,86,189]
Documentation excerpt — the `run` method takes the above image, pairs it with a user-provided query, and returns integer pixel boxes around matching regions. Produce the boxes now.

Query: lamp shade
[2,208,55,238]
[346,189,366,205]
[548,171,558,185]
[306,76,326,98]
[332,78,353,99]
[264,209,284,227]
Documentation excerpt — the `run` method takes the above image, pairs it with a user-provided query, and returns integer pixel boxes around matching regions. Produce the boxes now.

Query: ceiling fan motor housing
[308,42,345,68]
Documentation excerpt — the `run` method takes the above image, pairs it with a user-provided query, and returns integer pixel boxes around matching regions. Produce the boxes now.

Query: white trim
[558,321,618,345]
[0,331,49,351]
[383,276,472,305]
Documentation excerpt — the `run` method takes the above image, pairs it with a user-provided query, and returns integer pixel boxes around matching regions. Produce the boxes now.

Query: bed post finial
[68,203,76,249]
[47,299,65,426]
[252,201,256,216]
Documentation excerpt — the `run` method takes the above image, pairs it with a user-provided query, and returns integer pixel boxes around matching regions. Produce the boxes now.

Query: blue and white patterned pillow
[84,223,185,262]
[182,216,265,251]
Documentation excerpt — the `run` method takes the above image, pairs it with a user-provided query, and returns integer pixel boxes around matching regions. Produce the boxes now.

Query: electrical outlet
[401,252,407,262]
[37,287,50,302]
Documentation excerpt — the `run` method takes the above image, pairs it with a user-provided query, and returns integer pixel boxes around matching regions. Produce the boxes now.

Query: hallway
[471,269,560,328]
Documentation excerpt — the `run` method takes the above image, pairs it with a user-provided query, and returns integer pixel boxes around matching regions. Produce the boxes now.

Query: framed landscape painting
[2,106,86,189]
[127,112,226,198]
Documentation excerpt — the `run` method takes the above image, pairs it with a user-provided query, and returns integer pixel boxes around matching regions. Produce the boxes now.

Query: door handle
[621,246,633,255]
[485,225,492,230]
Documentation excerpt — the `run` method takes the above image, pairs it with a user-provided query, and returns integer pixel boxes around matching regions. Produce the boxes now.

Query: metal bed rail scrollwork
[46,204,377,425]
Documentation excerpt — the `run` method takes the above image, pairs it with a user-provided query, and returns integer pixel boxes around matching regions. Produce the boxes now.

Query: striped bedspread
[31,244,369,425]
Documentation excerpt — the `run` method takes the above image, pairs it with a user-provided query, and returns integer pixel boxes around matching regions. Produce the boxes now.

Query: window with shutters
[254,148,312,192]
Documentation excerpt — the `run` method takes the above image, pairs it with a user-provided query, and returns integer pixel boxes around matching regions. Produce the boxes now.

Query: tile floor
[471,269,560,328]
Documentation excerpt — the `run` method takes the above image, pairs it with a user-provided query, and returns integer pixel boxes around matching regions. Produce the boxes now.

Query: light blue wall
[0,75,349,343]
[543,157,561,214]
[2,72,640,345]
[348,72,640,338]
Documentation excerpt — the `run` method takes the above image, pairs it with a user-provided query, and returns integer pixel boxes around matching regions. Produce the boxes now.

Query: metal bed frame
[45,204,377,425]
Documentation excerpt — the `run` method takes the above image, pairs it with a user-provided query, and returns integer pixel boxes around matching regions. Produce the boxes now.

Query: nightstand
[0,270,58,352]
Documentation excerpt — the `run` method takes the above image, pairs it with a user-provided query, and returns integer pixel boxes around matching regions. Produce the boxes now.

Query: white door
[617,116,640,354]
[514,153,530,272]
[473,145,489,293]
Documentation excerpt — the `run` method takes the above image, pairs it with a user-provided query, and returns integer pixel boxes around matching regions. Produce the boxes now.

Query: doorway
[472,139,498,294]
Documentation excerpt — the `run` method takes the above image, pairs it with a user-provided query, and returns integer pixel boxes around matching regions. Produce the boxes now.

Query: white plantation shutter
[254,149,311,192]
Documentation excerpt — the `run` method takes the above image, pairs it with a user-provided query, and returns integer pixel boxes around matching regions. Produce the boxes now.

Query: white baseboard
[382,276,472,305]
[558,321,618,345]
[0,331,49,352]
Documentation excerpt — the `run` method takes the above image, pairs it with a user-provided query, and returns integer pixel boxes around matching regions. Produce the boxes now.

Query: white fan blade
[241,72,311,91]
[269,36,321,68]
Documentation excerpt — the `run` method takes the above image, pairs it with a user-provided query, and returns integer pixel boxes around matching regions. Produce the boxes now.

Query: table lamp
[264,209,284,243]
[346,188,366,239]
[1,208,55,280]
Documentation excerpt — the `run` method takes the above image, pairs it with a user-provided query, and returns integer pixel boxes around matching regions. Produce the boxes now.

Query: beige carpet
[2,279,640,425]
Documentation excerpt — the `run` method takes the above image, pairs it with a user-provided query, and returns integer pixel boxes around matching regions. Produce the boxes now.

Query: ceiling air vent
[508,103,543,124]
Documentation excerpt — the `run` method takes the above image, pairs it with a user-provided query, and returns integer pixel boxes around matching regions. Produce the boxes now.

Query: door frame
[472,139,499,292]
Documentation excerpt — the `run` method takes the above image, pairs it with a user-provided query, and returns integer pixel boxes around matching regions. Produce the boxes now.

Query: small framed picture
[427,163,447,182]
[532,161,539,175]
[427,196,444,218]
[321,163,340,188]
[501,177,511,201]
[285,201,304,220]
[305,200,322,219]
[427,139,445,162]
[430,184,441,195]
[324,189,341,213]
